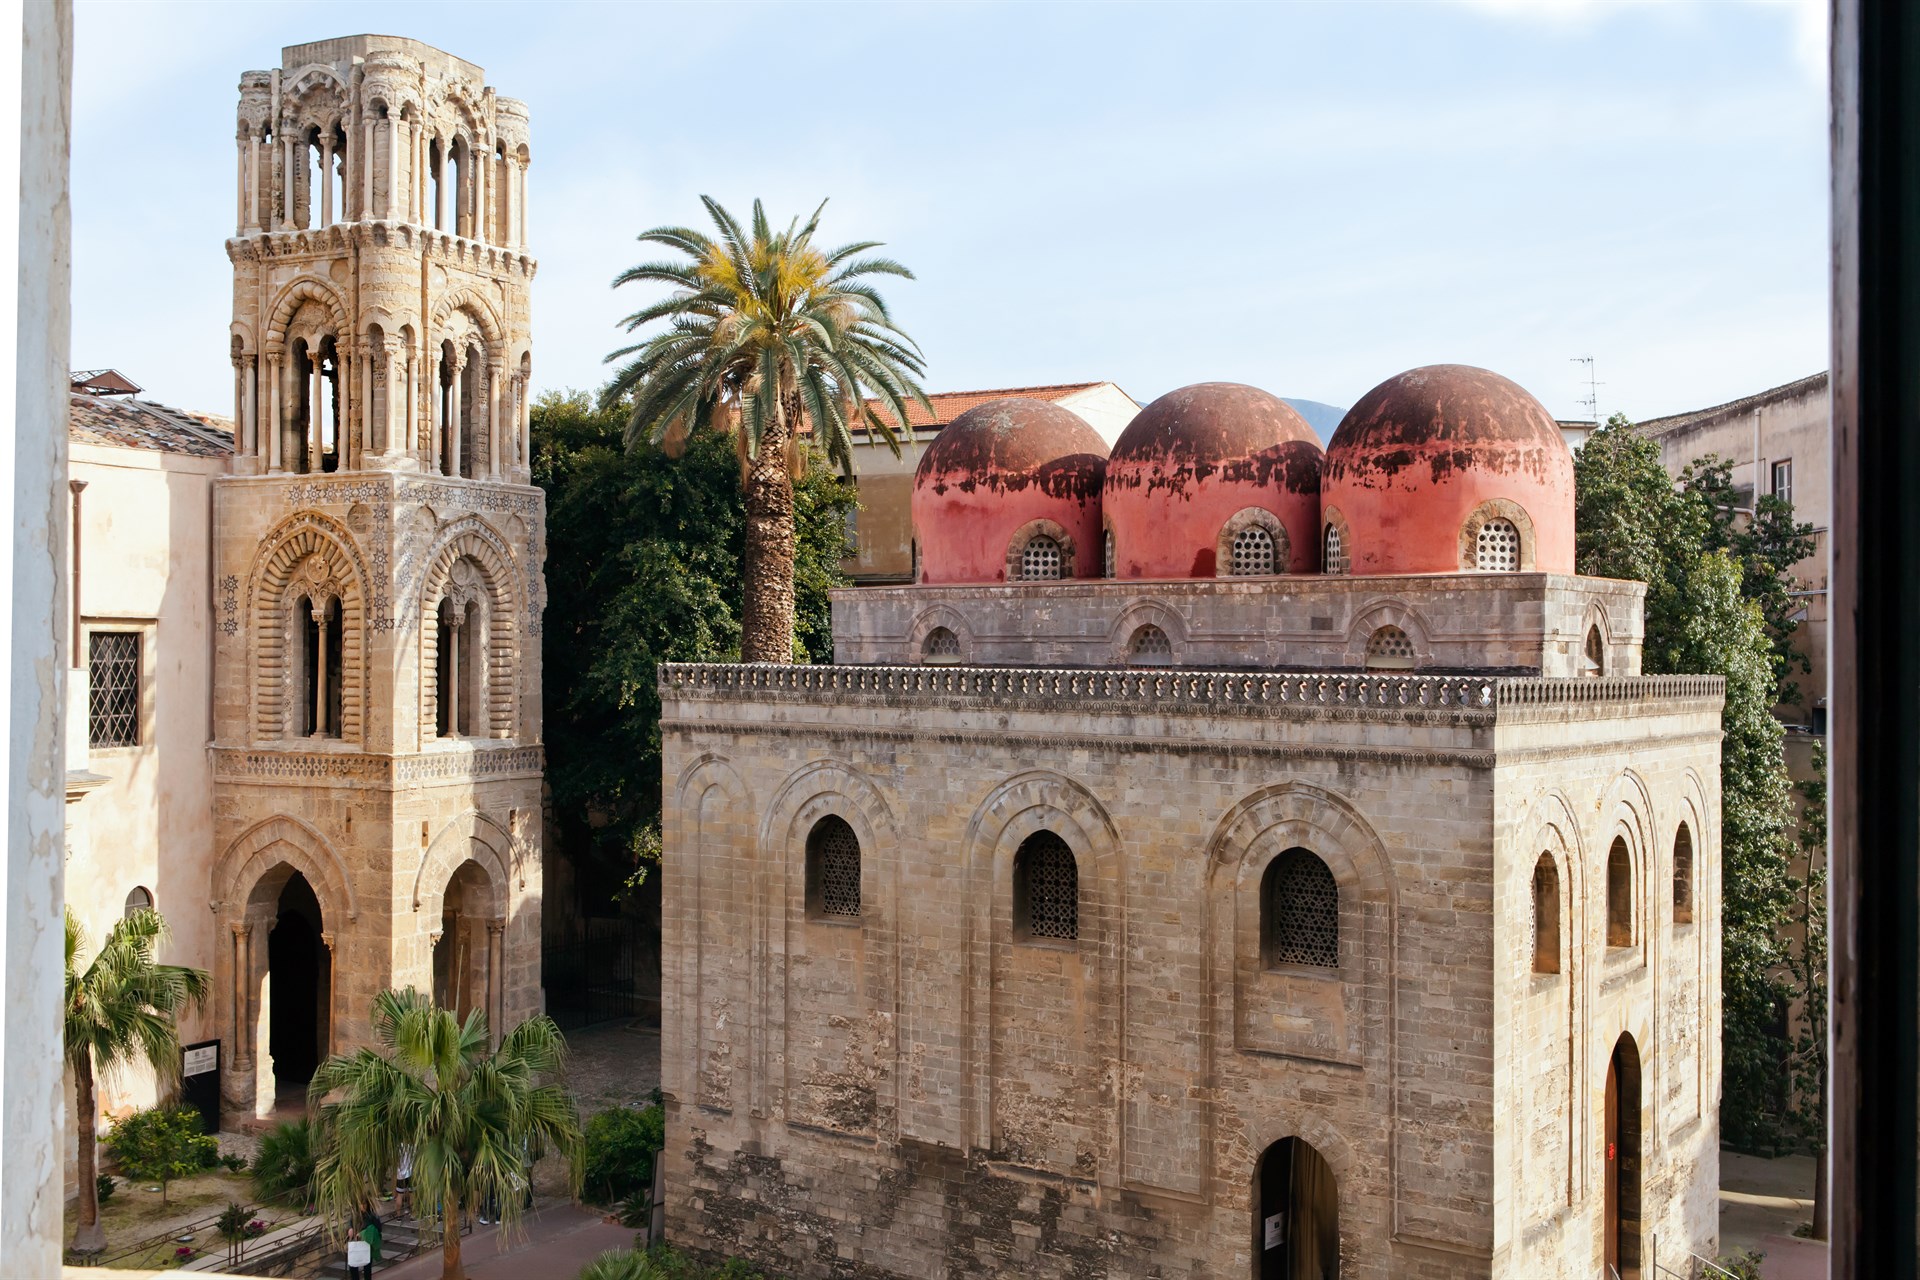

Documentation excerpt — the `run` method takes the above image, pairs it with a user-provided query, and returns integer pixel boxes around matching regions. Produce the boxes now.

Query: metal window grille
[1103,529,1115,579]
[1020,535,1063,580]
[810,818,861,918]
[1323,524,1348,575]
[1019,833,1078,940]
[1229,526,1276,576]
[1365,625,1414,668]
[1475,517,1520,571]
[924,627,961,660]
[88,631,141,748]
[1264,848,1339,968]
[1129,624,1172,666]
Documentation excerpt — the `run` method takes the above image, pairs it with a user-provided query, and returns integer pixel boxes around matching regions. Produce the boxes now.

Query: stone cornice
[225,223,536,279]
[212,743,543,788]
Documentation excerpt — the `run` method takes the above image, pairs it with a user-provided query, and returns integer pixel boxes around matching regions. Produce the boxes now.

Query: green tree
[63,908,210,1252]
[102,1105,217,1206]
[249,1118,317,1209]
[535,390,854,898]
[1787,742,1829,1237]
[1574,415,1800,1149]
[581,1103,665,1207]
[308,988,584,1280]
[604,196,929,663]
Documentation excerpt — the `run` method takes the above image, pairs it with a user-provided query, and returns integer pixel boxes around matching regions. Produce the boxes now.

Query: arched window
[1584,625,1605,677]
[436,596,479,738]
[1019,534,1063,581]
[1323,522,1348,575]
[295,594,343,738]
[1475,517,1521,571]
[806,815,861,920]
[1128,623,1172,667]
[1103,528,1115,579]
[1365,625,1414,670]
[923,627,961,664]
[1607,836,1634,946]
[1672,823,1694,924]
[1013,831,1077,942]
[1261,848,1339,969]
[123,886,154,919]
[1228,525,1276,576]
[1532,854,1560,974]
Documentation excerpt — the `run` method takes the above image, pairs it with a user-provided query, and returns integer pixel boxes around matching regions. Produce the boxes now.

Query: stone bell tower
[211,35,543,1118]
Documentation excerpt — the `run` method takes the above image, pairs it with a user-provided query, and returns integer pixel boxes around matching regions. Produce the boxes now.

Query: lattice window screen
[1020,535,1063,580]
[1229,526,1276,576]
[88,631,141,748]
[1264,848,1339,968]
[924,627,961,660]
[1129,624,1172,666]
[810,817,862,918]
[1103,529,1115,579]
[1476,517,1521,571]
[1323,524,1348,575]
[1365,625,1414,669]
[1019,832,1078,940]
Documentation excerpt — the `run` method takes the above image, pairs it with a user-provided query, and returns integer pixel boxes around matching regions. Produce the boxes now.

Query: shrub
[582,1104,664,1207]
[216,1201,251,1242]
[95,1174,115,1205]
[103,1106,216,1204]
[249,1119,316,1209]
[221,1152,248,1172]
[576,1248,763,1280]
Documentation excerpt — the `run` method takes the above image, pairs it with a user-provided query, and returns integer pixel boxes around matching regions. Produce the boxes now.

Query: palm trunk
[441,1191,465,1280]
[1812,1139,1828,1240]
[71,1054,107,1254]
[739,392,797,664]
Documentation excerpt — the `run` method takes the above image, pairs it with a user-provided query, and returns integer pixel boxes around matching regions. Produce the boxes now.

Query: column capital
[230,921,252,941]
[487,919,505,938]
[320,930,335,952]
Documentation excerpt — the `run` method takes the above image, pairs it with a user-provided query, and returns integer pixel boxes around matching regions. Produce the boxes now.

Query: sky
[70,0,1828,426]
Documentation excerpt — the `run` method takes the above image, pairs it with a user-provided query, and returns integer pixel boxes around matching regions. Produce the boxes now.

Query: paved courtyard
[1719,1151,1829,1280]
[564,1017,662,1118]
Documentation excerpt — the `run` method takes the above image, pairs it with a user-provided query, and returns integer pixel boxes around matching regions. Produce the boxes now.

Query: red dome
[1321,365,1574,576]
[911,397,1109,584]
[1103,383,1322,578]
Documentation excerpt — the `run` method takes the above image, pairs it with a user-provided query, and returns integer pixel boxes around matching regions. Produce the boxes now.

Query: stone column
[309,350,326,472]
[320,931,336,1058]
[246,135,261,232]
[518,160,529,247]
[282,134,296,229]
[487,919,505,1046]
[446,608,461,735]
[231,354,245,451]
[362,120,375,217]
[311,599,329,737]
[243,355,258,460]
[265,350,282,471]
[434,136,447,232]
[338,345,356,469]
[451,352,467,478]
[504,157,516,247]
[487,358,503,477]
[230,923,253,1066]
[320,134,334,227]
[235,137,246,234]
[387,118,402,219]
[432,350,445,473]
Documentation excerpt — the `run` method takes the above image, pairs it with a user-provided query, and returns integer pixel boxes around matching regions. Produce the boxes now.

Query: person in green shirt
[359,1205,383,1272]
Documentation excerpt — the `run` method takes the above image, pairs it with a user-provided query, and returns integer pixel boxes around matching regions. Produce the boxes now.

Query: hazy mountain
[1282,399,1348,444]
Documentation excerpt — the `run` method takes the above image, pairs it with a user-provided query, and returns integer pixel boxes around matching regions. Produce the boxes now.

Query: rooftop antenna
[1570,355,1602,425]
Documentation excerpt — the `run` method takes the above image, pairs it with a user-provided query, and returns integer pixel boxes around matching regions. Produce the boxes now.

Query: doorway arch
[266,872,329,1101]
[1606,1033,1643,1279]
[1253,1136,1339,1278]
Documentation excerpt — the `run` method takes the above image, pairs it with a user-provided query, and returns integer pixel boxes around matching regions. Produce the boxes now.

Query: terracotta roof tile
[69,392,234,459]
[851,382,1108,436]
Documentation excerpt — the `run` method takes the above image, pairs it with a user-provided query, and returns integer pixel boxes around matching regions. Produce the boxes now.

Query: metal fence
[542,917,655,1031]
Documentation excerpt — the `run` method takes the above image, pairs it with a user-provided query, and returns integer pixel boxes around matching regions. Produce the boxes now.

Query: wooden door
[1605,1055,1619,1275]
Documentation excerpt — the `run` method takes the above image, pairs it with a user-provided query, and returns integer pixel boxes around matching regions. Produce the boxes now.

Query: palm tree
[63,907,211,1255]
[307,988,582,1280]
[605,197,932,663]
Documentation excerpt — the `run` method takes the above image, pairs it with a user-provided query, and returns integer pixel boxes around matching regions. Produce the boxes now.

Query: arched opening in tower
[1606,1032,1644,1279]
[1253,1136,1339,1278]
[432,858,498,1028]
[267,871,329,1102]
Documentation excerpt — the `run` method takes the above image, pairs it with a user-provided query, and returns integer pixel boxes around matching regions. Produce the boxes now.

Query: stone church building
[63,34,546,1137]
[661,373,1724,1277]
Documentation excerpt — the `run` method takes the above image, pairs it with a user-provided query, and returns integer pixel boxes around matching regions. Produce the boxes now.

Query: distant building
[838,382,1138,584]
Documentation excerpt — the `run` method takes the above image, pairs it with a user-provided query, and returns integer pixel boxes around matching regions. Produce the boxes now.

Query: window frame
[84,620,153,753]
[1259,847,1341,971]
[1012,830,1079,944]
[804,814,863,924]
[1532,853,1562,975]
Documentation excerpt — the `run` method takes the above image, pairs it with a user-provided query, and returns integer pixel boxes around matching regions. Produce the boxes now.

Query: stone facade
[211,36,545,1118]
[661,586,1721,1276]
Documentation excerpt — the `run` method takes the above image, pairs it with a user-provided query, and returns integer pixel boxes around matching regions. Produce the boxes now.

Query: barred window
[1261,848,1339,969]
[1532,854,1560,974]
[1020,534,1063,581]
[1323,523,1348,575]
[923,627,961,663]
[1014,831,1078,942]
[88,631,141,748]
[123,886,154,920]
[1103,528,1115,579]
[1365,625,1414,670]
[1607,836,1633,946]
[1128,624,1172,667]
[1228,525,1276,576]
[806,816,862,920]
[1672,823,1694,924]
[1584,625,1605,678]
[1475,517,1521,571]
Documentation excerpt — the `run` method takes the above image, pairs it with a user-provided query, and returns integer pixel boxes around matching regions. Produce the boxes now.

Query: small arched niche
[1532,853,1560,975]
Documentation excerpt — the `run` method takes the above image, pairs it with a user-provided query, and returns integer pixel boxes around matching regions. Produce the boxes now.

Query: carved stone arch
[1342,597,1433,669]
[230,320,256,357]
[282,63,346,103]
[1004,517,1077,581]
[431,286,505,355]
[212,814,357,924]
[1602,769,1656,948]
[419,517,519,740]
[1216,506,1290,577]
[1457,496,1539,571]
[1320,505,1353,575]
[1107,597,1188,667]
[1204,781,1395,928]
[265,278,347,349]
[413,809,514,920]
[669,753,751,1114]
[1245,1113,1365,1198]
[359,306,397,342]
[958,770,1123,1156]
[907,603,976,664]
[245,511,370,742]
